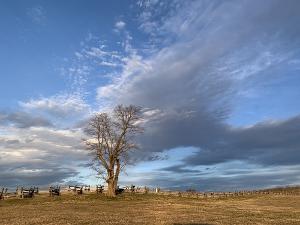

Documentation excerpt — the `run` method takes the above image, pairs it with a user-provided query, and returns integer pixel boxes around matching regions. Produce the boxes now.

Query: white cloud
[75,52,83,59]
[96,54,151,102]
[115,20,126,30]
[27,5,46,24]
[61,33,128,95]
[0,125,88,187]
[20,93,91,119]
[99,61,119,67]
[84,47,111,58]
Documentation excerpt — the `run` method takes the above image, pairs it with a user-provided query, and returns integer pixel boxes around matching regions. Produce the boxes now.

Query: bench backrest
[68,185,79,191]
[69,186,75,191]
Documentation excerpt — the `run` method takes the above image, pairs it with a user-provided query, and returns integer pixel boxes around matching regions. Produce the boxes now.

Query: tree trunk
[107,179,116,197]
[106,162,116,197]
[114,159,121,191]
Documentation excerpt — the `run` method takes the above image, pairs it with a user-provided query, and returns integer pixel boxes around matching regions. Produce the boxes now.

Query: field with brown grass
[1,191,299,225]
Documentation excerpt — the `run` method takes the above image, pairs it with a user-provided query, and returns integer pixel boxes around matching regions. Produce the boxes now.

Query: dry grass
[0,192,299,225]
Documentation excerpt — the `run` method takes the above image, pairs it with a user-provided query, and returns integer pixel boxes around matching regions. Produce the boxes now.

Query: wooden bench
[83,185,90,192]
[68,185,83,194]
[116,186,125,195]
[130,185,136,193]
[20,187,34,198]
[49,186,60,196]
[68,185,77,192]
[75,186,83,194]
[96,185,104,194]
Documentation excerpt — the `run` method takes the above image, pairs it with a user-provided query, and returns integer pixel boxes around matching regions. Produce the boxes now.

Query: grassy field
[1,192,299,225]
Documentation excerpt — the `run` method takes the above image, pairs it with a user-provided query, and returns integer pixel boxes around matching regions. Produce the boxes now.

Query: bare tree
[84,105,143,197]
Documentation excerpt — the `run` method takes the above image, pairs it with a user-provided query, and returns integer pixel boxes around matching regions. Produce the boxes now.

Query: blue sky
[0,1,132,107]
[0,0,300,191]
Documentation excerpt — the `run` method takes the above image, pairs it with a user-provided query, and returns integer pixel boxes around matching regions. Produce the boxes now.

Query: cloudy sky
[1,0,300,191]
